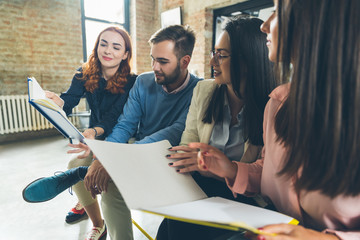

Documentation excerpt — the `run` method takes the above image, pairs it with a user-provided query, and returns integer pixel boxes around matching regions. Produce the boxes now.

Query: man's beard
[155,62,181,86]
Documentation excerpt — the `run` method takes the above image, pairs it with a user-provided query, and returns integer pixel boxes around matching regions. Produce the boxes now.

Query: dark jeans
[156,172,258,240]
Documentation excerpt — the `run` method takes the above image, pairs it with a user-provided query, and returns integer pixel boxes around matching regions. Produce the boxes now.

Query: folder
[27,77,84,142]
[85,139,298,234]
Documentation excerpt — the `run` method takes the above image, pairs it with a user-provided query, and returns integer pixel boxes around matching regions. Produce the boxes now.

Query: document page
[145,197,297,231]
[28,77,66,115]
[85,139,207,209]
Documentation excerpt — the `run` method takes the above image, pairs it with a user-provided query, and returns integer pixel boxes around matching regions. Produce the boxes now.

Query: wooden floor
[0,135,163,240]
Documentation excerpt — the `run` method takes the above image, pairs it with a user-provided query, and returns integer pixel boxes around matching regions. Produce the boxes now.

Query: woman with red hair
[46,26,136,240]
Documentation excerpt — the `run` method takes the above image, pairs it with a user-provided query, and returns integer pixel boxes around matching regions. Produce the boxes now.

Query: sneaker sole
[99,229,107,240]
[22,177,56,203]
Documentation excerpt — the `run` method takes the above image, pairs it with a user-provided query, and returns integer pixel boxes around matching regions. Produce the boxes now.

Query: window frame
[80,0,130,62]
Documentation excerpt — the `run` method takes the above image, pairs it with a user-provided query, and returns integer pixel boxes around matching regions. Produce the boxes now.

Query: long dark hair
[274,0,360,197]
[203,17,277,145]
[81,26,132,94]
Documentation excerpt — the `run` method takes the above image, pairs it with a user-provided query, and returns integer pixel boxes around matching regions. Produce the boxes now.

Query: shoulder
[189,73,203,84]
[127,73,138,81]
[264,83,290,118]
[269,83,290,102]
[126,73,137,86]
[196,79,217,88]
[133,72,155,87]
[69,67,82,80]
[136,72,154,81]
[194,79,217,95]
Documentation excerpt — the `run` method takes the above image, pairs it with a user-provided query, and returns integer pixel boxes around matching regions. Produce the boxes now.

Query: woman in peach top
[192,0,360,239]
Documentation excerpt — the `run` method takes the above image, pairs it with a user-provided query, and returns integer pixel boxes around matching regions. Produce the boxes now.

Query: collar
[162,72,190,94]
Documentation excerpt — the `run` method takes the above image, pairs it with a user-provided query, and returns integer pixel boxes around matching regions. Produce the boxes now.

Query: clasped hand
[84,159,111,198]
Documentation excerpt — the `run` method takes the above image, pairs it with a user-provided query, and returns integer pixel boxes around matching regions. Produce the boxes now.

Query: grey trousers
[67,154,97,207]
[101,181,134,240]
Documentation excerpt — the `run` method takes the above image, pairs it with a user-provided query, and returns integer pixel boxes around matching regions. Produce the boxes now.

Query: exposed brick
[0,0,82,95]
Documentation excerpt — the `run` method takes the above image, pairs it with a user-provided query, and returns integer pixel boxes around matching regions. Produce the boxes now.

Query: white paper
[85,139,207,209]
[85,139,298,231]
[145,197,295,230]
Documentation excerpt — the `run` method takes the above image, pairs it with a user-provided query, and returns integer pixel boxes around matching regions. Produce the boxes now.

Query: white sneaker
[85,223,107,240]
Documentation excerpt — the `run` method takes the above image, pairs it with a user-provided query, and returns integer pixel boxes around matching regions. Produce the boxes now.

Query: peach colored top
[227,83,360,239]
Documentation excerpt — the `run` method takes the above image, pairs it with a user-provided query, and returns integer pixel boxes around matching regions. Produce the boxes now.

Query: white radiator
[0,95,82,135]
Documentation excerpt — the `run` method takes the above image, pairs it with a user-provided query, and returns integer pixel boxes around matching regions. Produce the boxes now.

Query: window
[81,0,129,62]
[211,0,273,77]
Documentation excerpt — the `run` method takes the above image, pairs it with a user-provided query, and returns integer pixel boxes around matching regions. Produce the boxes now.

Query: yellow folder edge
[142,210,299,235]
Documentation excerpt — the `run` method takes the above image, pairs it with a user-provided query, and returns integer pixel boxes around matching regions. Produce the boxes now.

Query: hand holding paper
[166,145,200,173]
[189,142,238,180]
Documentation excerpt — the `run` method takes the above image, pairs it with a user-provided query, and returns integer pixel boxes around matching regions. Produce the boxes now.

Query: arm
[105,77,142,143]
[134,109,187,146]
[179,81,201,145]
[190,98,273,195]
[254,224,344,240]
[167,82,215,173]
[60,73,85,116]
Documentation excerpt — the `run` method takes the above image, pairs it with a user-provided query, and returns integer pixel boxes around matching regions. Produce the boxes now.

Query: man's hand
[84,159,111,198]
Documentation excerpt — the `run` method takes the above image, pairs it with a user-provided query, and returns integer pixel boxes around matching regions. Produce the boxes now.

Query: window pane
[85,20,123,59]
[84,0,124,23]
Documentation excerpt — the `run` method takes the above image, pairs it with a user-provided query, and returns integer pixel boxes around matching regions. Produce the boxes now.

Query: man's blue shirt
[106,71,202,146]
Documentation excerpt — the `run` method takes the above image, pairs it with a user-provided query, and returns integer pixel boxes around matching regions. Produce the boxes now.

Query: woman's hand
[254,224,340,240]
[188,142,238,181]
[84,159,111,198]
[167,145,200,173]
[67,142,91,159]
[82,128,97,139]
[45,91,64,108]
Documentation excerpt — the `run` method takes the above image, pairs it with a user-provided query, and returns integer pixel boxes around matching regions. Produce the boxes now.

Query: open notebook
[85,139,298,234]
[28,77,84,142]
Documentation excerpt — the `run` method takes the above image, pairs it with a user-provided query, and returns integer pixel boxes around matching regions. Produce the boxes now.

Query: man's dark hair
[149,25,196,59]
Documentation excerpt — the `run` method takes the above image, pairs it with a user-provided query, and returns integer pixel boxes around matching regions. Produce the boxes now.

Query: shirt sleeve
[105,77,142,143]
[134,109,187,146]
[179,82,201,145]
[60,73,85,116]
[225,97,273,195]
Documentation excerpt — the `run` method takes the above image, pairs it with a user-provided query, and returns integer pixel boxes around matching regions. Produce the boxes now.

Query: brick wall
[0,0,82,95]
[0,0,249,94]
[130,0,158,74]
